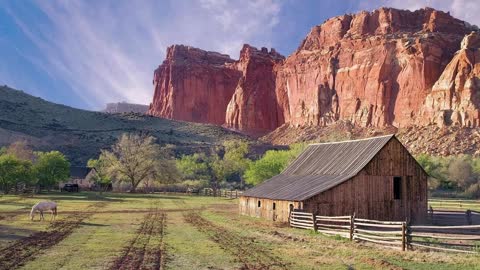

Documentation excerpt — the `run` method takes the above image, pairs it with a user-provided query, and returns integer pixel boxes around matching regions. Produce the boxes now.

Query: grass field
[0,193,479,270]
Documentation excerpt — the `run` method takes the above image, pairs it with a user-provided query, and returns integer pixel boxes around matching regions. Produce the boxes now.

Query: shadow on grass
[0,225,39,242]
[79,222,109,227]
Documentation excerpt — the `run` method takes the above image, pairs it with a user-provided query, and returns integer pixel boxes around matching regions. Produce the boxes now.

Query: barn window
[258,200,261,207]
[273,202,276,210]
[394,176,402,200]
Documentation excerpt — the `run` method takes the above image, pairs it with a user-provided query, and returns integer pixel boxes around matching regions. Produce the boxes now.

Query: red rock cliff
[147,45,242,125]
[277,7,472,129]
[148,7,480,135]
[225,45,285,135]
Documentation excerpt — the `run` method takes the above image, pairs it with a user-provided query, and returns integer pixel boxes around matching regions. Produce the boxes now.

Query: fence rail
[289,208,480,253]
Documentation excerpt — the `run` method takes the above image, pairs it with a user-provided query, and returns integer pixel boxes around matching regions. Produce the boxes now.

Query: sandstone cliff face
[148,45,242,125]
[225,45,285,135]
[277,7,472,129]
[420,31,480,128]
[148,7,479,136]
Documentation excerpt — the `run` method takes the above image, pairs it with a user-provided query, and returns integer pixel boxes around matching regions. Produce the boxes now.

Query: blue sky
[1,0,479,110]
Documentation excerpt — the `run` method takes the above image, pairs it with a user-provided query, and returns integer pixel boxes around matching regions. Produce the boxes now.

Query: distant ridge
[103,102,149,114]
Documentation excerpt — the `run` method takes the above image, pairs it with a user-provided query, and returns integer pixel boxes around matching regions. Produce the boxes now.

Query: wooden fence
[289,209,480,253]
[202,189,243,198]
[428,207,480,225]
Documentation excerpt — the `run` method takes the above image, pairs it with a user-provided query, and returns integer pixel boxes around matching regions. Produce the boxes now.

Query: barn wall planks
[239,197,301,222]
[302,138,427,223]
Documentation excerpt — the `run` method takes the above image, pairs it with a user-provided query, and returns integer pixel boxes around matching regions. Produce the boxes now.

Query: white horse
[30,201,57,221]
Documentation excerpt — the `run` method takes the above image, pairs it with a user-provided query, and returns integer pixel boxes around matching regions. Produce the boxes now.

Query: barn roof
[70,166,95,179]
[242,134,395,201]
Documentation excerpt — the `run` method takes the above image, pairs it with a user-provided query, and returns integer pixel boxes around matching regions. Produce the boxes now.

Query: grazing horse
[30,201,57,221]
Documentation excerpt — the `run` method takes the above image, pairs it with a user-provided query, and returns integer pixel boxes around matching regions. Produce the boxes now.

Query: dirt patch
[110,209,166,270]
[0,202,107,270]
[185,212,289,270]
[362,258,405,270]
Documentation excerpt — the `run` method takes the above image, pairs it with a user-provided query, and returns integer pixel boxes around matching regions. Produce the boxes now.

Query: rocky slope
[147,7,480,154]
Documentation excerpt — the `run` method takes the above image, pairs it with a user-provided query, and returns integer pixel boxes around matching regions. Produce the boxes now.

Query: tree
[0,154,34,194]
[6,140,34,161]
[87,157,112,193]
[221,140,250,188]
[244,143,305,186]
[448,156,476,190]
[34,151,70,190]
[102,133,179,192]
[176,153,210,181]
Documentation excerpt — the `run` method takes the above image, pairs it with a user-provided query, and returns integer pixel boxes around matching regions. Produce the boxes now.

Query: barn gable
[243,135,396,201]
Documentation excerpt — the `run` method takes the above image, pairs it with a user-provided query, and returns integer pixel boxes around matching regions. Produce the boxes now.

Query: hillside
[0,86,253,165]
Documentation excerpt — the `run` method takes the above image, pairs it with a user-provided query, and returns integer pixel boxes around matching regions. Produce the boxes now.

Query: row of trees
[416,154,480,198]
[0,141,70,194]
[175,141,305,190]
[95,134,304,193]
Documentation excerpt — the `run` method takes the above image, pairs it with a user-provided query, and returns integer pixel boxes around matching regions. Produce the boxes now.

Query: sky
[1,0,479,110]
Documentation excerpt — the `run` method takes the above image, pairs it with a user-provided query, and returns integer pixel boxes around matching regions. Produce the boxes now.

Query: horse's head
[30,205,36,221]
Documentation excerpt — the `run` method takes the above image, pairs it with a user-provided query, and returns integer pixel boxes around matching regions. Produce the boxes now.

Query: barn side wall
[239,196,301,222]
[303,138,428,223]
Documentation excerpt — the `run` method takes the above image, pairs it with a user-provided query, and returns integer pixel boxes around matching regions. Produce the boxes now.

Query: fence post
[466,210,472,225]
[236,190,238,198]
[401,222,407,251]
[349,213,355,241]
[312,213,317,231]
[429,206,434,224]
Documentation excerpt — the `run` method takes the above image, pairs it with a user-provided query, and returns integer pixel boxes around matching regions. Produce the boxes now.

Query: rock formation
[148,7,480,136]
[420,31,480,128]
[104,102,149,114]
[148,45,242,125]
[225,45,285,135]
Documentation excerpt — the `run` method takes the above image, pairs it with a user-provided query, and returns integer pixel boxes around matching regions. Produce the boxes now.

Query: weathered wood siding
[303,138,428,223]
[239,196,301,222]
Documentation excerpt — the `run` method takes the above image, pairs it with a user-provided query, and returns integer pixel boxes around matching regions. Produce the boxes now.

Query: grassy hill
[0,85,253,165]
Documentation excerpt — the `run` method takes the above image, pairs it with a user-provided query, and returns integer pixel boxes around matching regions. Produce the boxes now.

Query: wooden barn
[239,135,428,223]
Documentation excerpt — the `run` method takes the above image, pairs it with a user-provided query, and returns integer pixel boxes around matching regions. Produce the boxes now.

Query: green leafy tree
[102,133,179,192]
[34,151,70,190]
[176,153,210,181]
[244,143,306,186]
[87,157,112,193]
[0,154,34,194]
[221,140,250,188]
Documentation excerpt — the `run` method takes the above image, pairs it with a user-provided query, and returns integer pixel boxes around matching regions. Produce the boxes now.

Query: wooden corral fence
[428,206,480,225]
[202,189,243,198]
[289,209,480,253]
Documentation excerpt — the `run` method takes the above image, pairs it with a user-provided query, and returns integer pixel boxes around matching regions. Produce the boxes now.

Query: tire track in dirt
[184,211,289,270]
[110,208,166,270]
[0,202,107,270]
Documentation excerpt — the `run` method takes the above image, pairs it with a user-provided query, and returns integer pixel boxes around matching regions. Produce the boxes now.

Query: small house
[59,167,97,190]
[239,135,428,223]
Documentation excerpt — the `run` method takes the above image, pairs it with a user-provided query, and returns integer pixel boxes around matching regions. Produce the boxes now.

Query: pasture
[0,193,479,270]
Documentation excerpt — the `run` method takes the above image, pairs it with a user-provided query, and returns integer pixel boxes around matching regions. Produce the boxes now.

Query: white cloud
[5,0,282,109]
[360,0,480,27]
